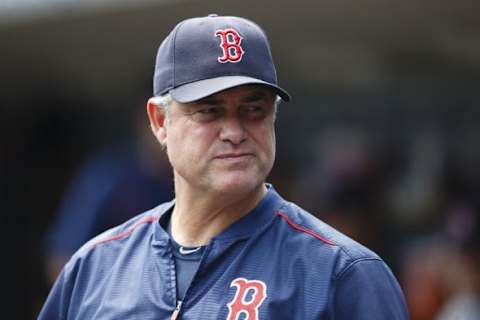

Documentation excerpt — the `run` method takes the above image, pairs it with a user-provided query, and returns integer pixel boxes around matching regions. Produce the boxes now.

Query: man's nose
[219,115,247,145]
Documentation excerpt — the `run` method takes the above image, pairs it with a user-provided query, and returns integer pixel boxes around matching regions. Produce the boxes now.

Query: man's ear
[146,98,168,147]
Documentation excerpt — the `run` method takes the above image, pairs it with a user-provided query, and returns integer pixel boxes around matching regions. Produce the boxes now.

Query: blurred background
[1,0,479,319]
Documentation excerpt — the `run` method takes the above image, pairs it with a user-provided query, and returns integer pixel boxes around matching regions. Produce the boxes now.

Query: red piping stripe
[276,211,336,246]
[92,215,160,246]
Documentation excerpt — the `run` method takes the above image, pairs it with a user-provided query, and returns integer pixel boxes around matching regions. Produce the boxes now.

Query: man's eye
[199,107,217,114]
[247,106,263,112]
[191,107,220,122]
[242,105,267,119]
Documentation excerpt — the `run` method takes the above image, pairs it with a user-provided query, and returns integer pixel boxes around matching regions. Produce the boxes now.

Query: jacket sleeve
[37,261,77,320]
[329,258,409,320]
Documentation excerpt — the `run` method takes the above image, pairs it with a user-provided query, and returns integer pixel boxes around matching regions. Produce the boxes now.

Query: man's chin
[209,174,265,196]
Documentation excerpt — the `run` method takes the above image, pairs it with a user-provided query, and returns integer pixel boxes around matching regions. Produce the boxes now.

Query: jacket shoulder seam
[334,257,383,281]
[89,215,160,248]
[275,210,336,246]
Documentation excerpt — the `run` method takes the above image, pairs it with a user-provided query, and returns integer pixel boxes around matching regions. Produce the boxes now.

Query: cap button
[208,14,218,17]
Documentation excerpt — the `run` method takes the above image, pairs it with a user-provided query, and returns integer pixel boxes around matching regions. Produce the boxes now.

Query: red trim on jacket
[276,211,336,246]
[92,215,160,246]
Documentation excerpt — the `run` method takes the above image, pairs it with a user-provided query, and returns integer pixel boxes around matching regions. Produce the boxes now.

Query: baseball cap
[153,14,290,103]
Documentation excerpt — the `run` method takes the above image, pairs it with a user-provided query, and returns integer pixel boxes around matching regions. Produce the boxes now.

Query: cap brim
[169,76,290,103]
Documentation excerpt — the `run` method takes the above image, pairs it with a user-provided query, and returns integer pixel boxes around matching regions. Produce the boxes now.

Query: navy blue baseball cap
[153,14,290,103]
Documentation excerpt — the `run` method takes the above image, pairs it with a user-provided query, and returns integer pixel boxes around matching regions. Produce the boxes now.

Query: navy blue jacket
[39,187,408,319]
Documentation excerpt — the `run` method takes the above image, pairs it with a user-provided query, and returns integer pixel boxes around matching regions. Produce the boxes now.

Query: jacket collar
[152,185,285,245]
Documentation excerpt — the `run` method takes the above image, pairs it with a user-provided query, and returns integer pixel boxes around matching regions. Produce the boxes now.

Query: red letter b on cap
[215,28,245,63]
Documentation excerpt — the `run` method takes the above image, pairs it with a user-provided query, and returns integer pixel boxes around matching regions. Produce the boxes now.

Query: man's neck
[170,182,267,247]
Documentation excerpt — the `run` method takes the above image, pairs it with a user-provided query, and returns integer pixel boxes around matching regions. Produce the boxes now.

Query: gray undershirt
[167,218,205,301]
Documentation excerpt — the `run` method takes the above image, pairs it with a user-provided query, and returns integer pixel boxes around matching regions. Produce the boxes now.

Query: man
[39,15,408,319]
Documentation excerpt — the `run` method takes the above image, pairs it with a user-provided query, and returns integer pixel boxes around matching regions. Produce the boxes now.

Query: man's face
[162,85,277,196]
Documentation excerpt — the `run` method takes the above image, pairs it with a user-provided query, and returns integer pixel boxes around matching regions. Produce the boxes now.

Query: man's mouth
[215,152,255,159]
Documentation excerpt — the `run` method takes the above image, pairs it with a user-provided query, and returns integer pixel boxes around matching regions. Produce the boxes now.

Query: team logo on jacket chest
[226,278,267,320]
[215,28,245,63]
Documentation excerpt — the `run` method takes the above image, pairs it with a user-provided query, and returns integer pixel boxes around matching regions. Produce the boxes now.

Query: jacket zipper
[170,300,182,320]
[170,242,214,319]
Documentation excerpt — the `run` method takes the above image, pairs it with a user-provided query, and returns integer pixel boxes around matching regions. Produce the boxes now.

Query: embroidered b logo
[226,278,267,320]
[215,28,245,63]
